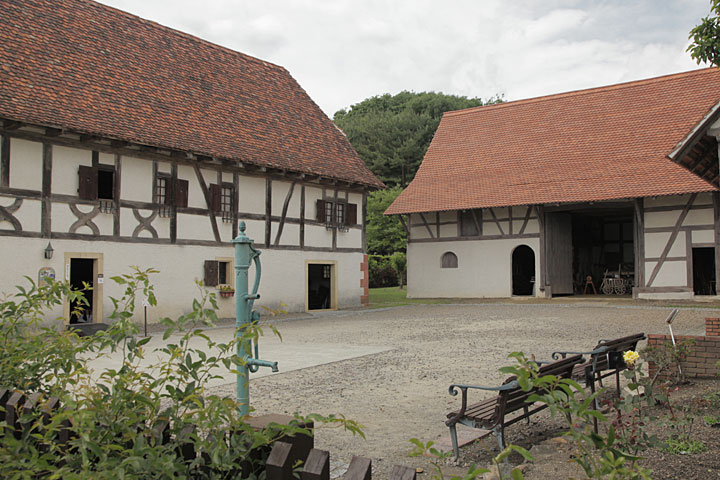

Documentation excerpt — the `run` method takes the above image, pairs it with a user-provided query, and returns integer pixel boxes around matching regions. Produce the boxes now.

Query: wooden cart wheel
[614,282,626,295]
[602,281,613,295]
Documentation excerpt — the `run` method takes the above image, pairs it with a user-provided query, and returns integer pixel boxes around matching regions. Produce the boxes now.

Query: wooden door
[546,213,573,295]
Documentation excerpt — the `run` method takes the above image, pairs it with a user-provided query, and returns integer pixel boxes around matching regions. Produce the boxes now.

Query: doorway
[64,253,103,324]
[512,245,535,295]
[307,262,335,310]
[692,247,716,295]
[69,258,94,323]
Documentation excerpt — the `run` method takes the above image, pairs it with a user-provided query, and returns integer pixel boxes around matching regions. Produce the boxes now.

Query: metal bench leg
[494,424,506,451]
[524,406,530,424]
[615,371,621,397]
[449,424,460,460]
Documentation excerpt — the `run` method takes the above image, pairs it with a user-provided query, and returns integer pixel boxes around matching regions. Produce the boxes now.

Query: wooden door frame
[63,252,104,324]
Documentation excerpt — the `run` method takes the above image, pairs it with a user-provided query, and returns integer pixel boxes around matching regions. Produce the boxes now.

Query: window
[97,167,114,200]
[78,163,116,212]
[441,252,458,268]
[221,185,233,213]
[154,175,169,204]
[204,259,233,287]
[316,199,358,230]
[209,182,234,222]
[460,209,482,236]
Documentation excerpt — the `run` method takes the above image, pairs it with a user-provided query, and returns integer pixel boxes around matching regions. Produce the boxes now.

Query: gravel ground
[206,303,716,478]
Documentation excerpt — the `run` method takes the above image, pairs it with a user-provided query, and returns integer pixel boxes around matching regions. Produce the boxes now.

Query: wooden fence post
[345,455,372,480]
[302,448,330,480]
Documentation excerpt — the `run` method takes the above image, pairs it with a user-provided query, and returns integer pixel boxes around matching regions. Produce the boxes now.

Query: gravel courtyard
[207,303,714,476]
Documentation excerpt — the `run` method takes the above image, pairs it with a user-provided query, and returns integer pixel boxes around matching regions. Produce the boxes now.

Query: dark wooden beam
[192,164,222,244]
[41,143,52,238]
[273,181,296,246]
[646,193,696,287]
[1,134,9,187]
[265,178,272,247]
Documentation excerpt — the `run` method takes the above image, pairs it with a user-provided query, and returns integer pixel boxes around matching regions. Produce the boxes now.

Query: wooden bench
[552,332,646,395]
[445,354,583,459]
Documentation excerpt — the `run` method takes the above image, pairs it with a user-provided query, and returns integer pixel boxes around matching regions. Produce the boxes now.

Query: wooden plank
[192,164,221,243]
[407,233,540,243]
[274,181,296,246]
[41,143,52,237]
[436,211,440,238]
[545,212,573,295]
[418,213,435,239]
[265,178,272,247]
[519,206,532,235]
[332,188,338,251]
[470,208,482,236]
[113,153,121,237]
[633,198,645,291]
[300,185,305,249]
[3,134,13,186]
[390,465,416,480]
[508,206,513,235]
[686,230,693,289]
[170,162,178,243]
[646,193,696,287]
[344,455,371,480]
[488,208,505,236]
[644,204,713,213]
[644,225,715,233]
[302,449,330,480]
[233,172,239,238]
[266,441,294,480]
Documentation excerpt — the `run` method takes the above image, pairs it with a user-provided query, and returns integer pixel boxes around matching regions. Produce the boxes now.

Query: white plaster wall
[157,161,171,175]
[238,176,266,214]
[94,211,114,236]
[0,236,362,325]
[3,197,42,232]
[407,237,541,298]
[440,224,457,237]
[240,219,265,242]
[218,218,235,243]
[683,208,713,226]
[523,218,540,235]
[692,230,715,244]
[119,208,170,239]
[271,181,300,218]
[120,155,152,203]
[305,224,333,248]
[52,146,92,196]
[645,211,678,229]
[337,228,361,249]
[645,260,687,287]
[645,232,686,258]
[177,213,216,241]
[270,222,300,246]
[304,186,325,221]
[9,138,42,191]
[694,193,713,206]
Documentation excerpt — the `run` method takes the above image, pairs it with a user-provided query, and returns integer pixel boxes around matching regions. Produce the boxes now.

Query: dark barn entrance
[512,245,535,295]
[545,203,635,296]
[692,247,716,295]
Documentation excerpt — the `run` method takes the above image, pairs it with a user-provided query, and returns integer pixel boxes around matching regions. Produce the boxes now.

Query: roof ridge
[87,0,285,72]
[444,67,718,118]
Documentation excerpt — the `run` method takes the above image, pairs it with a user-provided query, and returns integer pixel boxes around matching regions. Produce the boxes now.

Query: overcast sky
[98,0,713,117]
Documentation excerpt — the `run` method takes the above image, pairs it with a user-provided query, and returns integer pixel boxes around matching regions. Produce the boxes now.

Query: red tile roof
[386,68,720,215]
[0,0,383,189]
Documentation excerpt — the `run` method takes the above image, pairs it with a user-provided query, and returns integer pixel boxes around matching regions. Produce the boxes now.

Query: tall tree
[334,91,501,187]
[366,186,406,255]
[688,0,720,66]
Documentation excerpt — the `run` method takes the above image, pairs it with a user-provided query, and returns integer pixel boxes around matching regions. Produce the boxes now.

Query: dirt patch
[204,303,717,478]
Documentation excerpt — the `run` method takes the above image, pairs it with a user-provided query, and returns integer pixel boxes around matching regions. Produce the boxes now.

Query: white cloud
[97,0,712,116]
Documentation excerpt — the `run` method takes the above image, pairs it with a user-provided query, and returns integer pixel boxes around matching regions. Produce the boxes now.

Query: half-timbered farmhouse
[0,0,383,324]
[386,69,720,300]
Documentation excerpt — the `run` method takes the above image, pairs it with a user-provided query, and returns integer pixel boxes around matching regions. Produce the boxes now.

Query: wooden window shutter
[78,165,98,200]
[175,179,189,208]
[204,260,219,287]
[316,199,326,222]
[209,183,221,211]
[346,203,357,225]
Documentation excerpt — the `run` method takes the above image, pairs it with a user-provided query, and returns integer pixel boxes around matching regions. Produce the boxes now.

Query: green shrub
[369,255,398,288]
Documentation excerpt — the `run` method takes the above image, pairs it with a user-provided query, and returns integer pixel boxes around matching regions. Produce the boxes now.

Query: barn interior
[571,206,635,295]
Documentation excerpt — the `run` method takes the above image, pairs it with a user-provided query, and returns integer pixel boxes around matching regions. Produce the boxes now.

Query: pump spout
[247,357,279,373]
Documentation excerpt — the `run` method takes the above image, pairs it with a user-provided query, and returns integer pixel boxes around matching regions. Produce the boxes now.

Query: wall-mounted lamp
[44,242,54,260]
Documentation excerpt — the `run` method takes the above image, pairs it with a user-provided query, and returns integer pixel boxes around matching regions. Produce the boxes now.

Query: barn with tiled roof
[0,0,382,323]
[387,69,720,300]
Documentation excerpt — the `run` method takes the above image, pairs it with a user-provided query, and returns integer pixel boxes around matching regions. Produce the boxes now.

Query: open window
[204,258,234,289]
[154,175,188,213]
[210,183,234,222]
[78,163,116,212]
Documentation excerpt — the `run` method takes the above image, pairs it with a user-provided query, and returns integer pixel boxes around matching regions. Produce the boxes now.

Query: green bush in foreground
[0,268,362,479]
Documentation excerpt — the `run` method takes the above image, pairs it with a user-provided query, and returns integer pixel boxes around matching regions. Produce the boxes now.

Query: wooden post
[345,456,372,480]
[266,441,294,480]
[302,449,330,480]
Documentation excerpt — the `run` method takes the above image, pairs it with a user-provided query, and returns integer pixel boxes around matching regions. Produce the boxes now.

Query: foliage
[334,91,502,187]
[0,270,363,479]
[390,251,407,288]
[500,352,653,479]
[366,186,406,255]
[369,255,399,288]
[367,287,453,309]
[703,414,720,426]
[688,0,720,66]
[661,437,707,455]
[409,438,531,480]
[642,339,694,385]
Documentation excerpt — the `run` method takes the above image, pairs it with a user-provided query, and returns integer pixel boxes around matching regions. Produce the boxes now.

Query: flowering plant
[623,350,640,368]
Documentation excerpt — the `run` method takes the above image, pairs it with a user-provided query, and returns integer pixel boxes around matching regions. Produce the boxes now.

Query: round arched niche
[441,251,458,268]
[512,245,535,295]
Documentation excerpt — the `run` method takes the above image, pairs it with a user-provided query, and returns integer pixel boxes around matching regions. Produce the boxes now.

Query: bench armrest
[445,381,520,427]
[551,346,609,360]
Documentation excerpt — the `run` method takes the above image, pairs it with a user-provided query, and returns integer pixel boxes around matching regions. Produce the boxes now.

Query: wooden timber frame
[0,119,372,253]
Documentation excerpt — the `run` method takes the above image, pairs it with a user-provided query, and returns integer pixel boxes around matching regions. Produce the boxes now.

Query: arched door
[512,245,535,296]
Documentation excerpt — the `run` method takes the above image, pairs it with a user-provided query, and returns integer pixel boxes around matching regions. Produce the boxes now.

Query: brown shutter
[204,260,219,287]
[175,179,189,208]
[316,199,326,222]
[78,165,98,200]
[209,183,221,211]
[346,203,357,225]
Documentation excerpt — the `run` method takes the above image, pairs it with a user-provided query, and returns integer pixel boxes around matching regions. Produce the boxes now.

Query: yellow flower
[623,350,640,367]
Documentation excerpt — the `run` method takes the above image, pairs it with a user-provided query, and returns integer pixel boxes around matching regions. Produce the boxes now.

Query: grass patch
[661,437,707,455]
[368,287,453,308]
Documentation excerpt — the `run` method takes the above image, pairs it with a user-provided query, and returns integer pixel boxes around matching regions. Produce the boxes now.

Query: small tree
[390,251,407,289]
[688,0,720,66]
